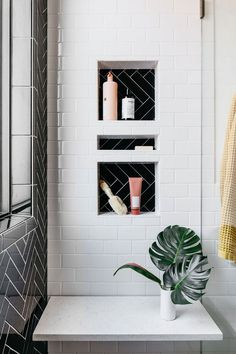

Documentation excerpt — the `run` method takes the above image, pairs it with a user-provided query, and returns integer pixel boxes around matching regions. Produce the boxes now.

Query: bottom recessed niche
[98,162,156,215]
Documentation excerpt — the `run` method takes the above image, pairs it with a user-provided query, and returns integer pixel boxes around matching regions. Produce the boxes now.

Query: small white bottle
[122,89,135,120]
[103,72,118,121]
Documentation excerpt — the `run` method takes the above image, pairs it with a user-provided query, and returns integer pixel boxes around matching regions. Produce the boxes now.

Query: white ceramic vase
[160,288,176,321]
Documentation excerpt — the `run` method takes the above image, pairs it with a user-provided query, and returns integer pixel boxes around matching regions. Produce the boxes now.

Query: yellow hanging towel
[218,94,236,261]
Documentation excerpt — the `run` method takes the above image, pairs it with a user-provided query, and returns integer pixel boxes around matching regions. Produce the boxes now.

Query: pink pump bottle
[103,72,118,120]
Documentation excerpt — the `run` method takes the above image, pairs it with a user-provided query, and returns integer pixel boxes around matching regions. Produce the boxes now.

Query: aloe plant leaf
[163,254,211,305]
[149,225,202,271]
[113,263,162,285]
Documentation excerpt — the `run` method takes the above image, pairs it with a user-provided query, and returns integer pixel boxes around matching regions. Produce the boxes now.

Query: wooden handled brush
[99,180,128,215]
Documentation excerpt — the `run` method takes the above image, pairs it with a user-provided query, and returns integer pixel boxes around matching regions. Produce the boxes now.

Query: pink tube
[129,177,143,215]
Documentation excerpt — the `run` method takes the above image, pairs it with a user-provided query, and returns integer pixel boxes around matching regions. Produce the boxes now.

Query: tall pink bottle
[103,72,118,120]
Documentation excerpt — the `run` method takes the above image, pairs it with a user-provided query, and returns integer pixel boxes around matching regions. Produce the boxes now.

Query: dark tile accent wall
[99,162,156,213]
[99,69,155,120]
[0,215,29,235]
[99,137,155,150]
[0,220,47,354]
[0,1,47,353]
[0,216,36,252]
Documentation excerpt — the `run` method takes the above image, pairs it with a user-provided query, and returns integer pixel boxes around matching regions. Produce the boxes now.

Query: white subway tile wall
[48,0,201,287]
[47,1,234,354]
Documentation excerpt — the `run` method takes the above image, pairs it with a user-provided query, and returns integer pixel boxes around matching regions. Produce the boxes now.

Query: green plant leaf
[149,225,202,271]
[113,263,162,286]
[163,254,211,305]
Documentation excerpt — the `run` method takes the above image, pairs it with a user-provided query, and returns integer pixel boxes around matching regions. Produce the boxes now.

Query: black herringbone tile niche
[99,69,155,120]
[99,136,155,150]
[99,162,156,213]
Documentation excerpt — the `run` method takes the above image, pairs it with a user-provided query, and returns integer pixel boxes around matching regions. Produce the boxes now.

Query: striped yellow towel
[219,94,236,261]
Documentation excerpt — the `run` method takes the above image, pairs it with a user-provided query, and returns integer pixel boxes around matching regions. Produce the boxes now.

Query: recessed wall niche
[98,162,156,214]
[98,61,158,121]
[98,135,156,150]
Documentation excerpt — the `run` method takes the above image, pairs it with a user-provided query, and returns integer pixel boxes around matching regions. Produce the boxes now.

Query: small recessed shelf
[98,60,158,121]
[98,162,156,215]
[98,135,156,151]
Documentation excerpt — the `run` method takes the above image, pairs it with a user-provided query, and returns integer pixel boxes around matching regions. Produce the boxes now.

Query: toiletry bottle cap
[107,72,113,82]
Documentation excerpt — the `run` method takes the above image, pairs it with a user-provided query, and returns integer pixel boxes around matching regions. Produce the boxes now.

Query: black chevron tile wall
[0,1,47,353]
[0,227,47,354]
[99,69,155,120]
[99,162,156,213]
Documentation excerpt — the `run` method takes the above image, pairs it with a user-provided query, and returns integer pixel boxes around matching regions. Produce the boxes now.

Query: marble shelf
[33,296,223,342]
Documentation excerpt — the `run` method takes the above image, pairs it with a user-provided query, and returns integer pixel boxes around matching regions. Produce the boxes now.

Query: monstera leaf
[163,254,211,305]
[113,263,162,286]
[149,225,202,271]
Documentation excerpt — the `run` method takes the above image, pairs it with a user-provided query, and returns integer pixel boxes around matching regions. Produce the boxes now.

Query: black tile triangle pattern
[99,69,155,120]
[0,1,48,353]
[99,163,156,213]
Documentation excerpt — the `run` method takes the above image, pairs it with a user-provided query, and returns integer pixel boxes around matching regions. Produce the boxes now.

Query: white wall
[201,0,236,299]
[215,0,236,162]
[47,0,202,353]
[201,1,236,353]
